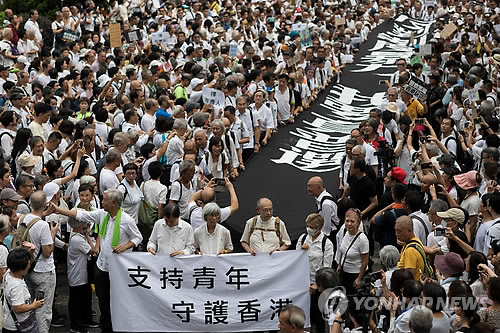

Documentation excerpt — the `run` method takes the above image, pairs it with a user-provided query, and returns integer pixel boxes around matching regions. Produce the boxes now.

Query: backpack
[11,215,42,273]
[249,215,282,244]
[411,215,430,241]
[444,133,473,171]
[405,239,435,279]
[298,233,330,267]
[317,196,341,229]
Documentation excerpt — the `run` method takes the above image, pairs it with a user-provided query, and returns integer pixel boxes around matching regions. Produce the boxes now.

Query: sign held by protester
[404,76,428,100]
[152,32,169,45]
[109,251,310,332]
[110,23,122,48]
[335,18,346,26]
[229,44,238,57]
[440,23,457,39]
[202,87,226,107]
[124,29,142,43]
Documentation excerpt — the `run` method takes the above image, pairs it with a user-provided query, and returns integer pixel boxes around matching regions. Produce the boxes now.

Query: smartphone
[419,136,426,144]
[215,178,225,186]
[378,80,385,85]
[370,270,382,280]
[435,228,446,236]
[117,74,126,80]
[474,117,481,130]
[415,118,424,125]
[79,141,83,148]
[36,290,45,300]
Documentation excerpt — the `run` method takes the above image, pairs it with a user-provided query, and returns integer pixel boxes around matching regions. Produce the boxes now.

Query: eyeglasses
[22,184,34,188]
[397,62,406,66]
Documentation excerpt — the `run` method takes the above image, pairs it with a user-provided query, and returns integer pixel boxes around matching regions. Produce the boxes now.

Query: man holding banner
[53,189,143,333]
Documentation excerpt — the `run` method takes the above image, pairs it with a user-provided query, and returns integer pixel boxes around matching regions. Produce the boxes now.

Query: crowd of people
[0,0,498,333]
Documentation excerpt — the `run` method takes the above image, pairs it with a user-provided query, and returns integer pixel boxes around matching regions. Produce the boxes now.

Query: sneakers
[83,321,100,328]
[51,316,66,328]
[69,328,89,333]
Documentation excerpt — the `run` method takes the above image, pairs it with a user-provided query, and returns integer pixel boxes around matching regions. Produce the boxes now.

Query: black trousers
[94,266,112,332]
[341,271,359,297]
[68,283,93,330]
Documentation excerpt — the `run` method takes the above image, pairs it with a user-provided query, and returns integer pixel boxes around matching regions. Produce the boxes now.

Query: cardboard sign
[110,23,122,48]
[335,17,346,26]
[180,42,189,55]
[424,0,435,8]
[419,44,432,56]
[440,23,457,39]
[152,32,169,45]
[229,44,238,57]
[404,76,428,100]
[469,88,479,102]
[124,29,142,43]
[202,87,225,107]
[300,28,313,48]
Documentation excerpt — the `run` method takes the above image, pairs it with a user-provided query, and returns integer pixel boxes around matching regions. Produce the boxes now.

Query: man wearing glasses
[389,58,408,87]
[14,175,34,215]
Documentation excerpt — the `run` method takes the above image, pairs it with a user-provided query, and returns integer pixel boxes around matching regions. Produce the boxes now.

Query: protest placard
[124,29,142,43]
[440,23,457,39]
[202,87,225,108]
[404,76,428,100]
[335,17,346,26]
[152,32,169,45]
[109,251,310,332]
[229,44,238,57]
[109,23,122,48]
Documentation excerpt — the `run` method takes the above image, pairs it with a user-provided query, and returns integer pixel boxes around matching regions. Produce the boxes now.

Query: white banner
[109,251,311,332]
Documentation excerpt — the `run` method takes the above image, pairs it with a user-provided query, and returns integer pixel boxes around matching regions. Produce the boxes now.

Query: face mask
[306,227,316,236]
[441,220,447,228]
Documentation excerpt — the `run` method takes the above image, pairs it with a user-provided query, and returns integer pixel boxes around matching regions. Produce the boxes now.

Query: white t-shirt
[3,272,32,331]
[169,180,194,220]
[99,168,119,195]
[67,233,91,287]
[194,223,233,255]
[25,214,54,272]
[142,179,168,208]
[0,244,8,289]
[363,142,378,166]
[339,232,369,274]
[166,136,184,165]
[141,113,156,132]
[187,201,231,230]
[460,194,480,217]
[117,182,142,223]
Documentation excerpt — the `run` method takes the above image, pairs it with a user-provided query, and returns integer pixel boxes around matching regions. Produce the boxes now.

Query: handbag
[5,297,39,333]
[62,29,79,42]
[138,181,158,227]
[338,232,361,285]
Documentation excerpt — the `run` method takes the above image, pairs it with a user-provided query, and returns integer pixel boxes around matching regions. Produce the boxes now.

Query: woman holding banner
[193,203,233,255]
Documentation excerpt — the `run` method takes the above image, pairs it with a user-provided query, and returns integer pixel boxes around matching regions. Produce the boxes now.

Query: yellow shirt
[397,237,425,280]
[402,98,424,121]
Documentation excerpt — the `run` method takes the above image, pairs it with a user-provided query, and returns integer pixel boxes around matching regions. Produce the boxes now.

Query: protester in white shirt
[147,203,195,255]
[194,203,233,255]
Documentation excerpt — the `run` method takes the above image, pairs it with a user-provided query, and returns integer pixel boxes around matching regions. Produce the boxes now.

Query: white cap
[43,182,60,202]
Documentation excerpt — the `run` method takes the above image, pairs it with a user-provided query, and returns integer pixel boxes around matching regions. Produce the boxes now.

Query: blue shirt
[156,108,171,119]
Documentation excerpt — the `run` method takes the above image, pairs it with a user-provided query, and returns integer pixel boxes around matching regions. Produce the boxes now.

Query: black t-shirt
[349,175,377,215]
[449,229,469,259]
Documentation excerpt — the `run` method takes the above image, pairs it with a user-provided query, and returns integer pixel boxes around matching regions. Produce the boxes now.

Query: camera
[435,228,446,236]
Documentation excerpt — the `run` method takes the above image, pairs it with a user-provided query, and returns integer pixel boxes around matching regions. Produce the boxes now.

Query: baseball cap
[43,182,60,202]
[18,153,41,168]
[0,188,22,201]
[190,78,204,90]
[434,252,465,276]
[389,167,407,184]
[437,208,465,224]
[184,101,200,113]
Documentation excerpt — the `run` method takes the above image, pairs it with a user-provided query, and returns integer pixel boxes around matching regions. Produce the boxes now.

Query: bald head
[200,186,216,204]
[307,176,324,197]
[184,139,196,154]
[395,216,414,243]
